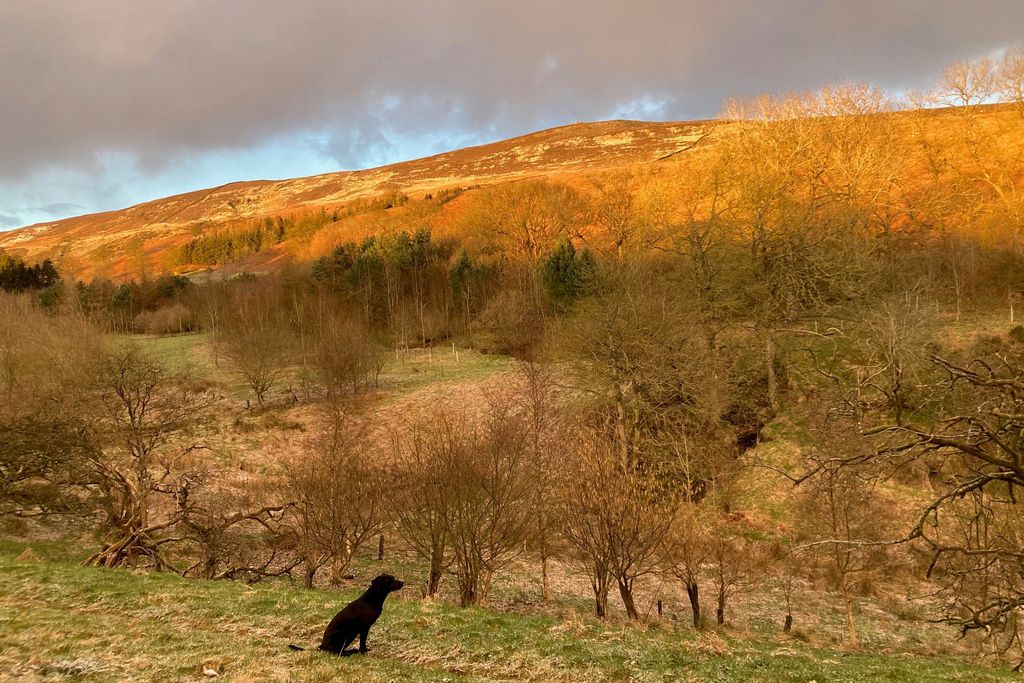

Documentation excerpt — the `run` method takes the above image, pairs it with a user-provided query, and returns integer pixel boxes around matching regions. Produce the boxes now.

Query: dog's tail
[287,644,305,651]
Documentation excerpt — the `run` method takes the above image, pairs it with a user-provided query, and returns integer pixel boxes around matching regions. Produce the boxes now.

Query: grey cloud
[0,214,22,229]
[2,0,1023,181]
[32,202,87,216]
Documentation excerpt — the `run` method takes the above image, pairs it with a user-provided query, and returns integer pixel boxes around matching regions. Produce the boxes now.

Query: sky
[2,1,1023,231]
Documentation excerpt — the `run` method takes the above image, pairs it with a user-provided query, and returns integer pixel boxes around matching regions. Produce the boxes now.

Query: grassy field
[133,333,513,403]
[0,541,1014,683]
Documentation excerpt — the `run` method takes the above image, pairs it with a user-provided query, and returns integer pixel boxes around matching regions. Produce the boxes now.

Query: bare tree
[282,413,385,587]
[1000,49,1024,118]
[555,266,730,474]
[855,350,1024,666]
[708,525,764,627]
[445,402,534,606]
[922,56,1024,263]
[661,154,740,351]
[305,297,383,397]
[797,425,890,648]
[721,87,892,412]
[479,180,585,266]
[392,399,533,607]
[590,169,673,259]
[390,425,453,597]
[842,295,934,427]
[215,282,293,407]
[559,429,676,620]
[936,58,997,113]
[175,471,292,580]
[662,504,710,628]
[515,360,563,602]
[84,344,214,569]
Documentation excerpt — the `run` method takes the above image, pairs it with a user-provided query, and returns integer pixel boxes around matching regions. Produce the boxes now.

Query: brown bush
[391,399,533,606]
[133,303,193,335]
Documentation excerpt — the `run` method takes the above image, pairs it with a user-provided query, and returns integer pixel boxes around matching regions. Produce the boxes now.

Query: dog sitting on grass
[289,574,404,655]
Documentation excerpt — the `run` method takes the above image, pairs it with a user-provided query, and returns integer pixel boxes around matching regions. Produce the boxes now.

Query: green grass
[133,332,513,403]
[0,541,1013,682]
[377,346,513,396]
[134,333,219,375]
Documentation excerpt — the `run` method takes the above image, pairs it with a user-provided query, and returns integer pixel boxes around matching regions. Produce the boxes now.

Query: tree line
[0,251,59,294]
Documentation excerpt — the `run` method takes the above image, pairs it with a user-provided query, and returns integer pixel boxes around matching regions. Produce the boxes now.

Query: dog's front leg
[358,629,370,654]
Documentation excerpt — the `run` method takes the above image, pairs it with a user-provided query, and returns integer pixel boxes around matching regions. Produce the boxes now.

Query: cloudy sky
[1,1,1022,231]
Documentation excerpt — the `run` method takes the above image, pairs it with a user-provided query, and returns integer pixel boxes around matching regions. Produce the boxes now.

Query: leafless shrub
[797,424,891,648]
[306,302,383,397]
[133,303,193,335]
[662,505,711,628]
[214,282,293,407]
[559,428,676,620]
[708,522,768,627]
[282,413,386,588]
[391,398,534,606]
[175,471,292,581]
[389,425,453,597]
[515,360,565,601]
[83,344,215,569]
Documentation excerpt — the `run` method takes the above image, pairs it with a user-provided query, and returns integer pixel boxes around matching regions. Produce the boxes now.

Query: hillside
[0,537,1011,682]
[3,103,1022,284]
[0,120,708,280]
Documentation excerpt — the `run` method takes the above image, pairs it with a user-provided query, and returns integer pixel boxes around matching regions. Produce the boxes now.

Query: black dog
[290,574,404,655]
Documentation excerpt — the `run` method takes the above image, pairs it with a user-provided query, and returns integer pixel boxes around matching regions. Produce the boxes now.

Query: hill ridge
[0,118,709,278]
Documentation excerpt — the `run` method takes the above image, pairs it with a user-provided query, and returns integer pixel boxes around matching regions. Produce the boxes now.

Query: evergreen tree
[542,238,595,311]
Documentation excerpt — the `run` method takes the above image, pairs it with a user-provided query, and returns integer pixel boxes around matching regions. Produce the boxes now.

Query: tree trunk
[85,507,170,571]
[594,586,609,619]
[843,590,858,648]
[716,586,726,626]
[593,570,611,618]
[303,561,317,589]
[686,581,701,628]
[458,573,479,607]
[539,526,550,602]
[783,582,793,632]
[329,543,352,585]
[765,330,779,413]
[200,552,218,580]
[541,552,550,602]
[618,578,640,621]
[426,541,445,597]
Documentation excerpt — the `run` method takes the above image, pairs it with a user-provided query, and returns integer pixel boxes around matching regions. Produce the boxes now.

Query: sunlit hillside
[0,119,708,280]
[2,100,1021,284]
